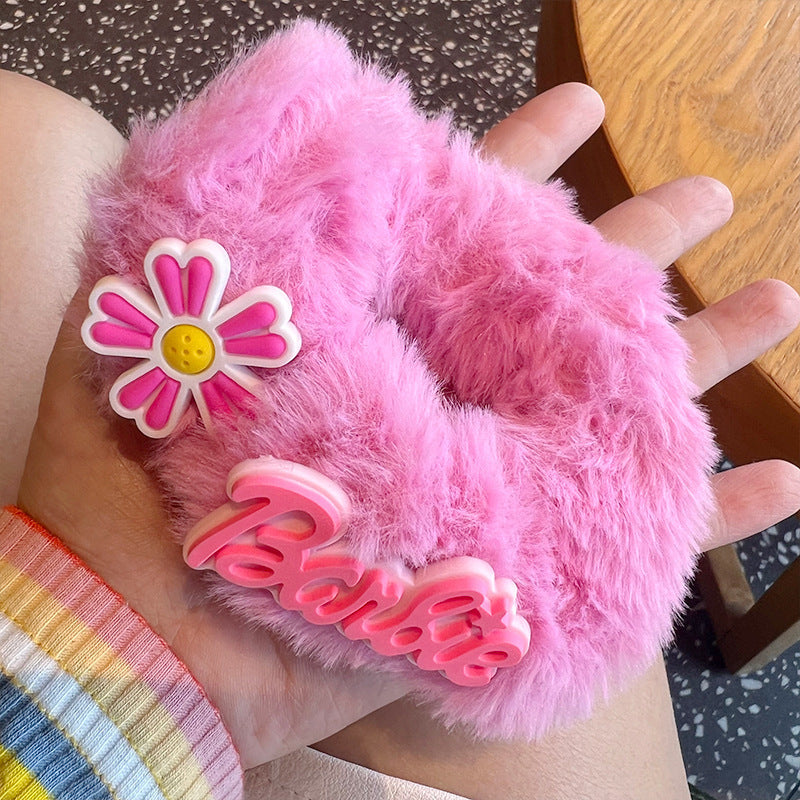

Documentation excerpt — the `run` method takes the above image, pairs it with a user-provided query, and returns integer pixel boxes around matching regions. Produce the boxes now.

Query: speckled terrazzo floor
[1,3,798,799]
[0,0,537,134]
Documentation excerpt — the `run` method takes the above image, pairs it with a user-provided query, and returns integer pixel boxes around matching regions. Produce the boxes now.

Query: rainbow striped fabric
[0,506,242,800]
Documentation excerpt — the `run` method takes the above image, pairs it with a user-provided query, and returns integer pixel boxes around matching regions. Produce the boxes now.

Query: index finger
[478,83,605,182]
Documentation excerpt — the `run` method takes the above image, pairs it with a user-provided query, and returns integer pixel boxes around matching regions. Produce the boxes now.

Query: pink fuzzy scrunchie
[79,19,718,740]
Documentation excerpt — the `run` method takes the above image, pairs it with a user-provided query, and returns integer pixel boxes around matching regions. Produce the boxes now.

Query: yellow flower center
[161,324,215,374]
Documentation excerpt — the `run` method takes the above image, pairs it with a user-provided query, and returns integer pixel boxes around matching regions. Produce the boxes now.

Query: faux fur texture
[79,19,718,740]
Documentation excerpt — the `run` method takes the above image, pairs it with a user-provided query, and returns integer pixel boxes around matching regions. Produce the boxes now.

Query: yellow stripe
[0,558,212,800]
[0,744,53,800]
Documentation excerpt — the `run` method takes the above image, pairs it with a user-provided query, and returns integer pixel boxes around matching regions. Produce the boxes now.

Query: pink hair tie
[80,19,717,740]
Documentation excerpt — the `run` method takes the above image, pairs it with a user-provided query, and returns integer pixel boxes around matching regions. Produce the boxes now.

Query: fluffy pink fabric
[79,19,718,739]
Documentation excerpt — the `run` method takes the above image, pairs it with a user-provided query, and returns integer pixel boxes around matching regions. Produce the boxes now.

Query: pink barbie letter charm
[183,458,531,686]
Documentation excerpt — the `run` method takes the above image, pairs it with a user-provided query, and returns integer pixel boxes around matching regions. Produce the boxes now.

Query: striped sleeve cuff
[0,506,243,800]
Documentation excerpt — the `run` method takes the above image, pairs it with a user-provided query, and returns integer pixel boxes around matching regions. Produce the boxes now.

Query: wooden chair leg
[697,546,800,673]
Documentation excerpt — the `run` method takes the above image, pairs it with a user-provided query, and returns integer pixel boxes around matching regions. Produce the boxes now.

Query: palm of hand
[18,307,404,768]
[17,83,800,770]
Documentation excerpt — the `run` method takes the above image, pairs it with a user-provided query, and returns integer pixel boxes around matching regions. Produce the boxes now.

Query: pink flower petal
[117,366,168,411]
[200,371,256,414]
[199,376,227,415]
[145,377,182,430]
[153,254,185,315]
[216,302,276,339]
[90,321,154,350]
[223,333,286,359]
[98,292,158,335]
[117,367,167,411]
[186,256,213,316]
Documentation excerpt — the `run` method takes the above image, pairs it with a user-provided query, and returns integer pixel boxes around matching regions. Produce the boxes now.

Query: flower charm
[81,238,301,438]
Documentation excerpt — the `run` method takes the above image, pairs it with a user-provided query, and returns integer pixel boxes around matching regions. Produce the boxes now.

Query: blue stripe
[0,674,112,800]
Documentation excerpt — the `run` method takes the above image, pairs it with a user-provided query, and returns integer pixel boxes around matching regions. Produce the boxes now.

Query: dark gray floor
[1,3,798,798]
[0,0,539,135]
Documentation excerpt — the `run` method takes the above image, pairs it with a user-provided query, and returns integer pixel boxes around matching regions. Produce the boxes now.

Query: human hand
[481,82,800,551]
[17,82,800,771]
